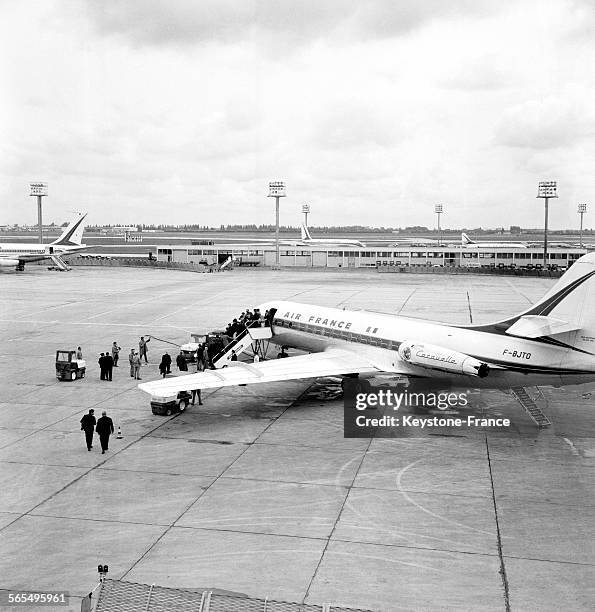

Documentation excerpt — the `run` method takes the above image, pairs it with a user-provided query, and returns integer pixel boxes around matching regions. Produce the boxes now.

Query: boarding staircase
[219,255,234,270]
[212,323,273,368]
[510,386,551,428]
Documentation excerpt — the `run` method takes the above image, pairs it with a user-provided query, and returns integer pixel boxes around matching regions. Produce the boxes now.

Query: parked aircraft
[462,232,527,249]
[0,212,87,271]
[296,224,366,248]
[139,253,595,425]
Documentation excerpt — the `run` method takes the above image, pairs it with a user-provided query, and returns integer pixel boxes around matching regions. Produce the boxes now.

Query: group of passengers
[225,308,272,339]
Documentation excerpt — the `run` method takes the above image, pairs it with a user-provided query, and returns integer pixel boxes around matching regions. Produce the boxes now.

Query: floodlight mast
[29,182,48,244]
[268,181,286,268]
[537,181,558,268]
[434,204,444,246]
[578,203,587,249]
[302,204,310,228]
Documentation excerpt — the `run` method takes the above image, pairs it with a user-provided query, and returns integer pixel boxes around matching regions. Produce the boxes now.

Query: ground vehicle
[150,391,192,415]
[180,331,230,364]
[55,350,86,381]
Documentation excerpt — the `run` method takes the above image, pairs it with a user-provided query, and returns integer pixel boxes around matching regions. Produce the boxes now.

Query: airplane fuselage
[0,243,85,264]
[262,301,595,389]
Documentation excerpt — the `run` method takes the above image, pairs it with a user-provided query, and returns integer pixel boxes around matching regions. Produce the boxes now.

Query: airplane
[139,252,595,426]
[461,232,527,249]
[0,212,87,271]
[294,223,366,247]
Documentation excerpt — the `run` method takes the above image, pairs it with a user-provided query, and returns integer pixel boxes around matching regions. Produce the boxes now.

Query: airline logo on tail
[461,232,474,245]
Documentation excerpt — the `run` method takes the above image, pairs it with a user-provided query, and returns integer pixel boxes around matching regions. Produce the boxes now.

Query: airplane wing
[138,348,379,397]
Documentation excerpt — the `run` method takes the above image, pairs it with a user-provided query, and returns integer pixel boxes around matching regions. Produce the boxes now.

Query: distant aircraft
[461,232,527,249]
[0,212,87,271]
[140,252,595,427]
[296,224,366,248]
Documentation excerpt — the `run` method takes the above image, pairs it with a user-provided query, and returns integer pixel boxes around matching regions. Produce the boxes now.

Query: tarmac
[0,266,593,611]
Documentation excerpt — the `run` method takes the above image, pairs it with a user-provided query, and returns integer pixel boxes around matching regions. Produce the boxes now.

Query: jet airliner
[139,253,595,422]
[0,213,87,271]
[461,232,527,249]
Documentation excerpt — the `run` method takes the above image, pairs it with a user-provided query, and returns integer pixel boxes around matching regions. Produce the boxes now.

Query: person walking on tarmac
[95,411,114,454]
[163,351,172,374]
[139,336,151,364]
[105,351,114,381]
[111,342,121,367]
[159,355,168,378]
[191,388,203,405]
[132,351,142,379]
[80,409,96,451]
[128,348,135,377]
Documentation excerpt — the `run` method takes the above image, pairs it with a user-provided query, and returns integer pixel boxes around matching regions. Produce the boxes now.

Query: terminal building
[156,243,589,270]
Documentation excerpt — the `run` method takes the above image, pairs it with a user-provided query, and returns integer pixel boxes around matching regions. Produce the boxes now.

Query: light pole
[434,204,444,246]
[578,203,587,249]
[268,181,286,268]
[537,181,558,268]
[29,182,48,243]
[302,204,310,229]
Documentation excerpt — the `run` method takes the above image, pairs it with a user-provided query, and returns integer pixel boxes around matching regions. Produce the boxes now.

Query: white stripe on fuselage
[262,300,594,386]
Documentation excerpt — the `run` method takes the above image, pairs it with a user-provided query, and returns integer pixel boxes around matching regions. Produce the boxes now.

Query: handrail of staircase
[211,321,258,364]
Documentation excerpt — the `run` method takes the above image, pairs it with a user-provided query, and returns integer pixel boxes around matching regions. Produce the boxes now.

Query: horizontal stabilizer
[505,315,581,338]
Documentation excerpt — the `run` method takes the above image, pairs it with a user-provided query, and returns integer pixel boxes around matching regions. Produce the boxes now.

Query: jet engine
[0,259,20,268]
[398,341,489,378]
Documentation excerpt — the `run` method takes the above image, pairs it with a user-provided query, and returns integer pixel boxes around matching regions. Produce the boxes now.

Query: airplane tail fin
[301,223,312,241]
[51,213,87,246]
[479,253,595,353]
[461,232,474,245]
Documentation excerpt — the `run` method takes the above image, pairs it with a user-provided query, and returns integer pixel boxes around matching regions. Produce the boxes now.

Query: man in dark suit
[105,351,114,381]
[98,353,106,380]
[95,411,114,454]
[80,409,96,451]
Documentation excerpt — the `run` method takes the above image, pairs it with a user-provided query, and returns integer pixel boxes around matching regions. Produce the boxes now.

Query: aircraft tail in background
[51,213,87,246]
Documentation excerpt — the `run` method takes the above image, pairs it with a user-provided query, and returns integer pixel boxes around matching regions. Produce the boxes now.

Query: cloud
[84,0,499,48]
[494,95,595,150]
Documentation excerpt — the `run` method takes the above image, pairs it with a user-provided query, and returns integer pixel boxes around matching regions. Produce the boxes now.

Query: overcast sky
[1,0,594,229]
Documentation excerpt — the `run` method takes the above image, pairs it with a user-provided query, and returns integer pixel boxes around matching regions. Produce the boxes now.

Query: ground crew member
[111,342,121,367]
[191,389,203,405]
[95,411,114,454]
[128,348,135,377]
[80,409,96,451]
[139,336,151,364]
[76,346,83,360]
[132,351,142,380]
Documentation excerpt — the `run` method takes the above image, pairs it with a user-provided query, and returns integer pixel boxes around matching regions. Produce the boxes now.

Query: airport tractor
[150,391,192,416]
[55,350,86,381]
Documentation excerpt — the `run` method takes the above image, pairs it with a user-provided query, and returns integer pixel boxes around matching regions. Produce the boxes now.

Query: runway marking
[504,279,533,304]
[466,291,473,323]
[562,437,580,456]
[397,288,417,313]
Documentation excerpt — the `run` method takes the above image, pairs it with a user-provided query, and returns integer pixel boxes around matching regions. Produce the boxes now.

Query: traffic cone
[116,425,123,439]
